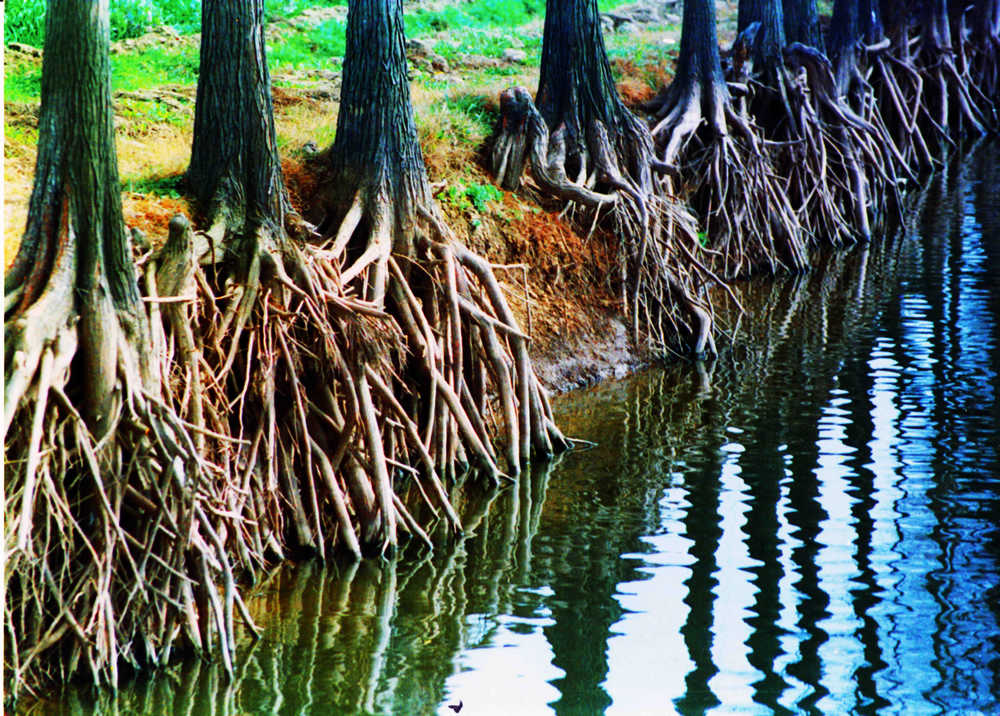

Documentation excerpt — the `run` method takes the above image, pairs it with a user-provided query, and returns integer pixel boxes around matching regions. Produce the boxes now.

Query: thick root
[780,43,903,245]
[650,85,809,278]
[493,85,716,359]
[4,170,564,695]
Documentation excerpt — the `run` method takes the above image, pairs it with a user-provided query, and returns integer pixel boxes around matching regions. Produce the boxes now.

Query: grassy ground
[3,0,738,380]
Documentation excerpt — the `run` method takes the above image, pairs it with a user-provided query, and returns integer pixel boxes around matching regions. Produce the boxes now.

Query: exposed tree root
[777,43,904,245]
[493,85,717,358]
[647,79,810,277]
[875,9,997,170]
[4,202,255,694]
[4,175,566,699]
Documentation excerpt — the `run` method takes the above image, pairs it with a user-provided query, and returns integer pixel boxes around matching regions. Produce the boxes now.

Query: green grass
[405,0,545,35]
[111,46,200,91]
[266,0,347,17]
[4,0,350,47]
[443,94,497,140]
[3,65,42,104]
[122,173,185,198]
[269,18,348,68]
[4,0,201,46]
[444,181,505,213]
[3,125,39,156]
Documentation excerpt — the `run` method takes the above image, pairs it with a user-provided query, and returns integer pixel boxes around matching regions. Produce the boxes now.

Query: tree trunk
[322,0,430,257]
[783,0,823,49]
[535,0,638,164]
[648,0,808,277]
[5,0,145,434]
[188,0,286,240]
[3,0,207,696]
[737,0,787,85]
[489,0,724,357]
[493,0,654,209]
[318,0,566,476]
[828,0,863,94]
[655,0,729,142]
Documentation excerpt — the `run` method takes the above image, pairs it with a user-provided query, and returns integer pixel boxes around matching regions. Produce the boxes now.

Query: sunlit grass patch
[274,98,339,154]
[111,46,199,92]
[3,62,42,104]
[413,84,502,182]
[117,124,192,188]
[405,0,546,36]
[269,17,347,68]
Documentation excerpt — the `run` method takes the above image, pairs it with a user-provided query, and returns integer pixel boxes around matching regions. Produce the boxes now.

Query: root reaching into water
[4,188,567,695]
[493,85,717,358]
[647,78,809,277]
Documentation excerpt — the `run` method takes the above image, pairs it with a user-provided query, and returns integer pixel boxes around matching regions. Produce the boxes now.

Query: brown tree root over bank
[644,0,808,278]
[490,0,998,362]
[491,0,720,359]
[5,193,564,697]
[4,0,565,700]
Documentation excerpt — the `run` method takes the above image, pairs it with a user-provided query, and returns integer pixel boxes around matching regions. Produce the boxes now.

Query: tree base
[648,79,810,277]
[3,175,568,697]
[492,85,717,359]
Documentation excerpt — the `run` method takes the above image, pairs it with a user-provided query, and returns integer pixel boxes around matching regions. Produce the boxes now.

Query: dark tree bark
[650,0,729,155]
[965,0,999,113]
[733,0,903,243]
[5,0,568,698]
[188,0,287,240]
[318,0,565,478]
[5,0,147,436]
[871,0,995,170]
[828,0,864,93]
[492,0,723,358]
[915,0,987,134]
[534,0,648,176]
[322,0,431,261]
[738,0,761,33]
[3,0,213,696]
[493,0,654,213]
[737,0,788,89]
[783,0,824,49]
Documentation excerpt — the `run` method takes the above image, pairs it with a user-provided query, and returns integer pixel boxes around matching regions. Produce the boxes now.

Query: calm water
[43,146,999,715]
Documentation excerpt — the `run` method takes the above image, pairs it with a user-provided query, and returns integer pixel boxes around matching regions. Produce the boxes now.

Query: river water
[46,146,999,714]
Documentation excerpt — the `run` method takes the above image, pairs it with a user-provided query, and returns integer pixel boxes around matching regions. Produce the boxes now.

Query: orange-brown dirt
[613,56,675,107]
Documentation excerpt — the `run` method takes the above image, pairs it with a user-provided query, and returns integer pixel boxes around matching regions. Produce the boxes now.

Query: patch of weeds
[6,0,202,46]
[405,0,545,38]
[433,31,506,62]
[445,182,504,213]
[266,0,347,21]
[607,42,652,67]
[270,17,347,67]
[467,182,504,212]
[117,98,189,132]
[124,173,185,198]
[443,94,497,140]
[111,46,200,91]
[479,65,525,79]
[4,0,47,47]
[4,66,43,104]
[4,125,39,156]
[597,0,634,10]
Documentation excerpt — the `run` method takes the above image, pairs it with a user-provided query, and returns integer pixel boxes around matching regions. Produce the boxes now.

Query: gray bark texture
[188,0,286,233]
